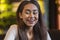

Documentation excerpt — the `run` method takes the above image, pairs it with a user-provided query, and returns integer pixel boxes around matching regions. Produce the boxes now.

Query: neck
[27,26,33,32]
[26,27,34,40]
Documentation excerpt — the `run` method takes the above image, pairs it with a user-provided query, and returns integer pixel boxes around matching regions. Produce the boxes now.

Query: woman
[4,0,51,40]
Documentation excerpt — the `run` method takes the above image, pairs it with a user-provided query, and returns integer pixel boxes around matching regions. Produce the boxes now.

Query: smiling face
[19,3,39,27]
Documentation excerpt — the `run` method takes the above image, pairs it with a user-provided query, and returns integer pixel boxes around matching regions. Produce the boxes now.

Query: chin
[27,24,35,27]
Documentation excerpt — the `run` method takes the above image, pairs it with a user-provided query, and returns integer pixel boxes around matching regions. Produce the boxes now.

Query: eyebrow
[33,10,38,11]
[25,9,38,11]
[25,9,30,11]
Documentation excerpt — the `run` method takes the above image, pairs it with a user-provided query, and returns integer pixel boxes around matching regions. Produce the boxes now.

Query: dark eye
[33,11,38,14]
[25,10,31,14]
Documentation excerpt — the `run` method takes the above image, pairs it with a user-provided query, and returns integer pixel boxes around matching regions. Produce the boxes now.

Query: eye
[25,10,31,14]
[33,11,38,14]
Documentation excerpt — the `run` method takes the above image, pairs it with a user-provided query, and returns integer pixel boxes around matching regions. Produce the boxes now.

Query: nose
[30,12,34,18]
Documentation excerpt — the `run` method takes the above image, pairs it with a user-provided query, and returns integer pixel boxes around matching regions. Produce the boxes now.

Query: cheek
[35,14,39,19]
[23,15,29,19]
[22,15,29,22]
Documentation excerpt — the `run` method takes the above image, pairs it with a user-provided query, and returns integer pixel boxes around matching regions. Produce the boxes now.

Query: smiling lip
[27,20,34,24]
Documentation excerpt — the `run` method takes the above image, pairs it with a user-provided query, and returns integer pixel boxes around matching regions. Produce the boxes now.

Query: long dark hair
[16,0,47,40]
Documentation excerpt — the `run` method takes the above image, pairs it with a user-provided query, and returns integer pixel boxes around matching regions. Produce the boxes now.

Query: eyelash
[33,12,37,14]
[25,11,38,14]
[26,11,30,14]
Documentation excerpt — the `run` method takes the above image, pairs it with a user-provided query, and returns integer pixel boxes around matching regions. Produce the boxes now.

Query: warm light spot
[0,4,7,12]
[38,1,45,15]
[1,0,6,3]
[58,14,60,30]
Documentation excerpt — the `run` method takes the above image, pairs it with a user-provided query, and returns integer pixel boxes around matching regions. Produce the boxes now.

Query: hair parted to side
[16,0,42,26]
[16,0,47,40]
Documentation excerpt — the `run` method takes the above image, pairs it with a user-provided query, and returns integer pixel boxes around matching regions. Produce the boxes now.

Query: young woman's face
[19,3,39,27]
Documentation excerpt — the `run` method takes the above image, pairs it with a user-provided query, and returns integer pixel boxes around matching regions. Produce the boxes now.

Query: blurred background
[0,0,60,40]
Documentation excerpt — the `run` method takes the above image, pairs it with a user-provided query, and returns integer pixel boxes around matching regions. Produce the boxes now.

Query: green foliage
[0,0,17,35]
[0,11,17,29]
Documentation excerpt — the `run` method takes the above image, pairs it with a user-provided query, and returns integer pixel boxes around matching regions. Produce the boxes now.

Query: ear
[19,13,23,19]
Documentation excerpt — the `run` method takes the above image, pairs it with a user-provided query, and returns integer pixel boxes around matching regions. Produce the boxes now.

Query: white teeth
[27,19,34,21]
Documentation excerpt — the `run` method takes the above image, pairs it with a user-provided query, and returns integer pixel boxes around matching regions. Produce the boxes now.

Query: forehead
[23,3,38,10]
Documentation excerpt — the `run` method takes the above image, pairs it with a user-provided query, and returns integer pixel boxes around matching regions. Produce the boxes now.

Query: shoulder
[10,24,18,30]
[7,24,18,34]
[47,32,51,40]
[4,24,18,40]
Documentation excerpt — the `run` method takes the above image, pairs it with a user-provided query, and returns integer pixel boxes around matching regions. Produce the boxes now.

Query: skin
[19,3,39,39]
[19,3,39,28]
